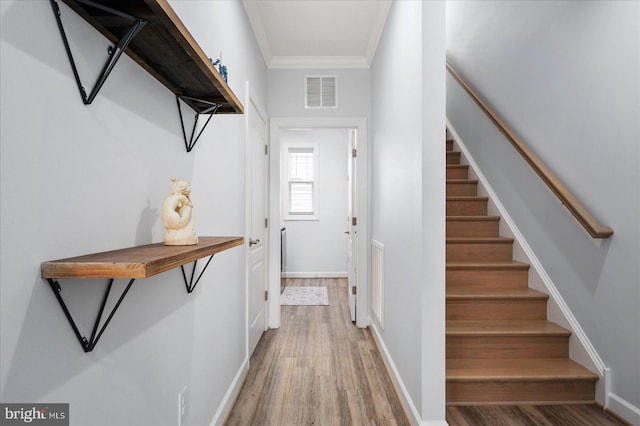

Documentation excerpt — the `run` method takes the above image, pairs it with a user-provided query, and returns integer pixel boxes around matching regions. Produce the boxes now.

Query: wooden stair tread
[446,167,469,179]
[447,288,548,299]
[447,358,598,381]
[447,196,488,201]
[447,320,571,336]
[447,237,514,243]
[447,179,479,184]
[447,216,500,222]
[446,152,462,164]
[446,216,501,237]
[446,261,530,270]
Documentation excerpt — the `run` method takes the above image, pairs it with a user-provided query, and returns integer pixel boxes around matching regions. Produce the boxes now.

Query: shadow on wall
[1,1,181,138]
[135,199,159,246]
[2,271,193,402]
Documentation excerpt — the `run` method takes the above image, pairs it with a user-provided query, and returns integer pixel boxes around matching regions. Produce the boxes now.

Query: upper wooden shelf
[41,236,244,279]
[58,0,244,114]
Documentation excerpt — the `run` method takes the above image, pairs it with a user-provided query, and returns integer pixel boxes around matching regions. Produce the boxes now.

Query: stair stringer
[446,120,608,406]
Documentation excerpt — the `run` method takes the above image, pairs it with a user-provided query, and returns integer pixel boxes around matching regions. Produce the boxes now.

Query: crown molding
[242,0,272,67]
[366,0,392,63]
[269,56,370,69]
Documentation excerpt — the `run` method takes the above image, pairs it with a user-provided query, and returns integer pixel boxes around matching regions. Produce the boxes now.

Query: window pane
[289,148,314,181]
[290,182,313,213]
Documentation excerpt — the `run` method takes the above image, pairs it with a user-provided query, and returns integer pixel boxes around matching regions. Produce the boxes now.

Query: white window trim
[283,141,319,221]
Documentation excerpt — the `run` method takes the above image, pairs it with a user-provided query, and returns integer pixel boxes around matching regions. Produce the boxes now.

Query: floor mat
[280,286,329,306]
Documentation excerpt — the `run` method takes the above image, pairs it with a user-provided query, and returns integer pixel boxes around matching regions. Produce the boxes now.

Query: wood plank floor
[446,405,630,426]
[224,278,628,426]
[224,278,411,425]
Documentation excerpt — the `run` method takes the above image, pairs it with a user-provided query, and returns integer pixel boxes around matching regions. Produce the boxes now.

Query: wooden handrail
[446,61,613,239]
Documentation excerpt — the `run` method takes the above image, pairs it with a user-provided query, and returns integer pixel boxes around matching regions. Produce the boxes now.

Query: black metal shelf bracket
[46,278,136,352]
[180,255,215,293]
[176,95,223,152]
[50,0,147,105]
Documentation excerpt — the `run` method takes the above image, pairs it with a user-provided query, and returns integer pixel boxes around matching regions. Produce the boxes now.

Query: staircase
[445,133,598,405]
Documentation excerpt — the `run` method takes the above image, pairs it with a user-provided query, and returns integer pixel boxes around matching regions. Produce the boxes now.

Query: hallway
[225,278,410,425]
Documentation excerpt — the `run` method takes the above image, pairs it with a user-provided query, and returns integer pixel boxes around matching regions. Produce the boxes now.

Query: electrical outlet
[178,386,188,426]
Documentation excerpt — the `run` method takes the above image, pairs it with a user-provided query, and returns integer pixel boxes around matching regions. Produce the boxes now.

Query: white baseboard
[282,272,347,278]
[209,356,249,426]
[370,322,422,425]
[447,121,640,424]
[607,392,640,426]
[370,322,449,425]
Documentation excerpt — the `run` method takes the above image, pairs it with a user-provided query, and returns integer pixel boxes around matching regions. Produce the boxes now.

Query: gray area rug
[280,286,329,306]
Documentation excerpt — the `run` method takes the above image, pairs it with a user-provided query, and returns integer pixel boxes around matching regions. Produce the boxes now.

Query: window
[284,143,318,220]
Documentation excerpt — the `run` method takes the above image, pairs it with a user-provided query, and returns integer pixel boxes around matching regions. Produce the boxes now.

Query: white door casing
[246,87,268,357]
[347,129,357,322]
[268,117,369,329]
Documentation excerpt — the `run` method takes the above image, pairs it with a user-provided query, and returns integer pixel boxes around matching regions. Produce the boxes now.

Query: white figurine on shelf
[162,178,198,245]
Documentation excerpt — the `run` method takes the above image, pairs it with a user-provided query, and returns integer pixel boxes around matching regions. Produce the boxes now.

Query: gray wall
[281,128,349,277]
[370,0,446,422]
[0,1,266,425]
[268,68,371,118]
[267,67,371,328]
[446,0,640,417]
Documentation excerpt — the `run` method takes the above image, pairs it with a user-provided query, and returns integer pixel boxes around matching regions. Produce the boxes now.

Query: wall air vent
[305,76,337,108]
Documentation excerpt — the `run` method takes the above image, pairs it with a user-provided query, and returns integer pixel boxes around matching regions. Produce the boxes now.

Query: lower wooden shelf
[41,236,244,279]
[40,236,244,352]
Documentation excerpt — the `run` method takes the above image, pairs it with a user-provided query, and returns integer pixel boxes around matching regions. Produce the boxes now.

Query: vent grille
[305,76,336,108]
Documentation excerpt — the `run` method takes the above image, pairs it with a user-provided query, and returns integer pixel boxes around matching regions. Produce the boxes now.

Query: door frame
[245,82,269,359]
[347,128,357,322]
[268,117,369,329]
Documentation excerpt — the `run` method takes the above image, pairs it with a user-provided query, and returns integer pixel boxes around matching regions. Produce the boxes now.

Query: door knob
[249,238,260,246]
[344,231,350,235]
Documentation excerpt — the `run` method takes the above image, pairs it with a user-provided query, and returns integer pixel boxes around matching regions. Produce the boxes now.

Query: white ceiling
[242,0,392,69]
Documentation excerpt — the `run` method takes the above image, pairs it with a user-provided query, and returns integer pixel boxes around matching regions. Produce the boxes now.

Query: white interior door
[347,129,357,322]
[247,96,268,356]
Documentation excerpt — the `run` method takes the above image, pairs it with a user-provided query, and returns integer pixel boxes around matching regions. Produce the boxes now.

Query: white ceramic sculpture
[162,178,198,246]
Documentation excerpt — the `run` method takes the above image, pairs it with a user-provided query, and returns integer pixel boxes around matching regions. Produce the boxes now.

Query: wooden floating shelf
[41,236,244,279]
[57,0,244,114]
[41,236,244,352]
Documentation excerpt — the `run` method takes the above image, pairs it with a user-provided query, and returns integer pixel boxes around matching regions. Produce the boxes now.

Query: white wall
[370,1,446,423]
[281,128,349,277]
[0,1,266,425]
[447,0,640,421]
